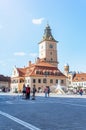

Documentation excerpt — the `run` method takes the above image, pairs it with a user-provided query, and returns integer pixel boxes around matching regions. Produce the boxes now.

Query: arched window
[43,78,47,83]
[50,79,53,83]
[20,79,24,83]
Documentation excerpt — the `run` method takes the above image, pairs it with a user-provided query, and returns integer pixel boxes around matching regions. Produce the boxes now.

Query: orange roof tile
[16,61,66,78]
[35,61,56,67]
[17,68,27,77]
[73,73,86,82]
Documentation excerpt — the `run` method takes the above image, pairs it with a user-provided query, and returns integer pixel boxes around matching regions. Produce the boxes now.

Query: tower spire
[39,24,59,67]
[41,24,57,42]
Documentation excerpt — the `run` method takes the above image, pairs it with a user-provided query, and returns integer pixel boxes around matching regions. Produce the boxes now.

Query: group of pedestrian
[22,84,37,100]
[22,84,51,99]
[44,86,50,97]
[22,84,30,99]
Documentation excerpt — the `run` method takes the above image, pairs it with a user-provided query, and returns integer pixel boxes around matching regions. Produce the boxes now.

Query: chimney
[36,57,40,63]
[29,61,31,67]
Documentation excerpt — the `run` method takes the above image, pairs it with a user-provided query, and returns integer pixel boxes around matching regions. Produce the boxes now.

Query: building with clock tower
[11,24,66,93]
[39,24,58,67]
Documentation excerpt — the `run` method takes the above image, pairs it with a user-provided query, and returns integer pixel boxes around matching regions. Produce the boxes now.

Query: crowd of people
[22,84,84,100]
[67,88,84,96]
[22,84,51,100]
[22,84,37,100]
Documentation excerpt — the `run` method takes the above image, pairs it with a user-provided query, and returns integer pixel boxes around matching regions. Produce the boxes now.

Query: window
[55,72,57,76]
[44,71,49,76]
[55,72,60,76]
[33,79,36,83]
[43,78,47,83]
[50,79,53,83]
[36,71,39,74]
[75,78,78,80]
[61,80,64,84]
[49,44,53,48]
[38,79,41,83]
[56,79,58,83]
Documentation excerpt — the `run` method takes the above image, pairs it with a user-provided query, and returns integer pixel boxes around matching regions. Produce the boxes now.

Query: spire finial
[46,21,50,28]
[39,22,57,43]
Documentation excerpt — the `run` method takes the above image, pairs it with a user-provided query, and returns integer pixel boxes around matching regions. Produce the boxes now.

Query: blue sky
[0,0,86,76]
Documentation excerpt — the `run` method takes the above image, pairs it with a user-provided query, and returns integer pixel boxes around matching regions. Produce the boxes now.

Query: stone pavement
[0,92,86,130]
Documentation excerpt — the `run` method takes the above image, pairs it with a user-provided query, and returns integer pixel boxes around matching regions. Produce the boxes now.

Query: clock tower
[39,24,58,67]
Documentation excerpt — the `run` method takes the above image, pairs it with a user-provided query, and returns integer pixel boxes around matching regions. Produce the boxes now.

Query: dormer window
[75,78,78,80]
[36,70,39,74]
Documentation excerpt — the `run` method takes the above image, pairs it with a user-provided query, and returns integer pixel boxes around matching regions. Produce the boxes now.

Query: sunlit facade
[11,24,66,92]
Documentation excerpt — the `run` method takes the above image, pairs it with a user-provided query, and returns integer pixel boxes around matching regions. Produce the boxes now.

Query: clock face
[49,44,53,48]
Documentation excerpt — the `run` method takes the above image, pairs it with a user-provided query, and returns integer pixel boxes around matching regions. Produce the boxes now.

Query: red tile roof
[17,68,27,77]
[16,61,66,78]
[73,73,86,82]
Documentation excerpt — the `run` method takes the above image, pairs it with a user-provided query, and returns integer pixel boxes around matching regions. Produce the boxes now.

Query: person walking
[44,86,48,98]
[26,85,30,99]
[22,84,26,98]
[32,85,36,100]
[47,86,50,97]
[79,88,83,96]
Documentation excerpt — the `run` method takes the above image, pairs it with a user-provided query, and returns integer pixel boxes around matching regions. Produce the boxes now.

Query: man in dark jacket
[32,85,36,100]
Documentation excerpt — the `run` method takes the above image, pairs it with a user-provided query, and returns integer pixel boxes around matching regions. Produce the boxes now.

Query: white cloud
[14,52,26,56]
[32,18,44,25]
